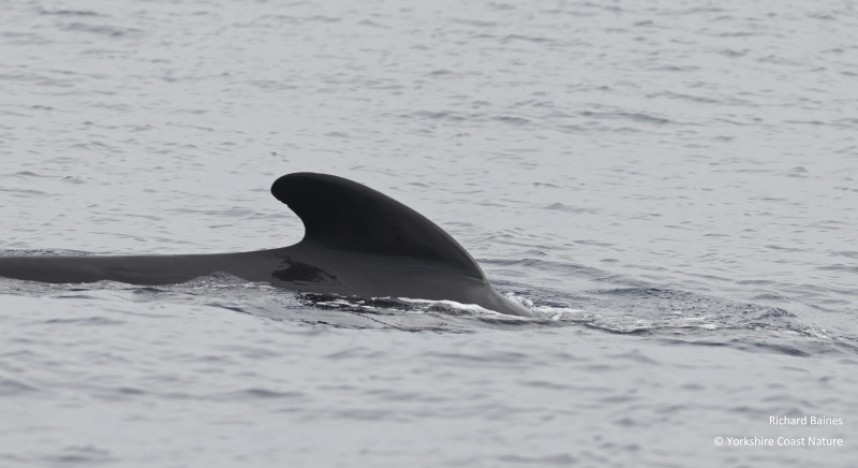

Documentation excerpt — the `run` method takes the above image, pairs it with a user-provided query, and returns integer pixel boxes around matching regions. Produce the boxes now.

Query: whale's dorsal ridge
[0,172,530,316]
[271,173,485,280]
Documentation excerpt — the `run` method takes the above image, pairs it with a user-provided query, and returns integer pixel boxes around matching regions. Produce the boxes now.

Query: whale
[0,173,530,316]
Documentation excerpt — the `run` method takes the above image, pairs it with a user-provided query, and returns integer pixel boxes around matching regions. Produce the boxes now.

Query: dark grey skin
[0,173,530,317]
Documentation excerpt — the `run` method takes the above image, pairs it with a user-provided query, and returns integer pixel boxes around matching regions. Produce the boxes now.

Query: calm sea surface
[1,0,856,466]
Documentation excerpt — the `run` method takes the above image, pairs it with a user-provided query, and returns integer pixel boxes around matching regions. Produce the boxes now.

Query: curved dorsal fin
[271,173,485,280]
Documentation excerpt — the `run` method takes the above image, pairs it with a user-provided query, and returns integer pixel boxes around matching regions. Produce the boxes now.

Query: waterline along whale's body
[0,173,530,316]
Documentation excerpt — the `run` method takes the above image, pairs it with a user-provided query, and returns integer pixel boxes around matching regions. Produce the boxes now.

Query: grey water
[1,0,856,466]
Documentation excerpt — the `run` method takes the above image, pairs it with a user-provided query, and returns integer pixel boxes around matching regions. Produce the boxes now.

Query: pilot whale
[0,173,530,316]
